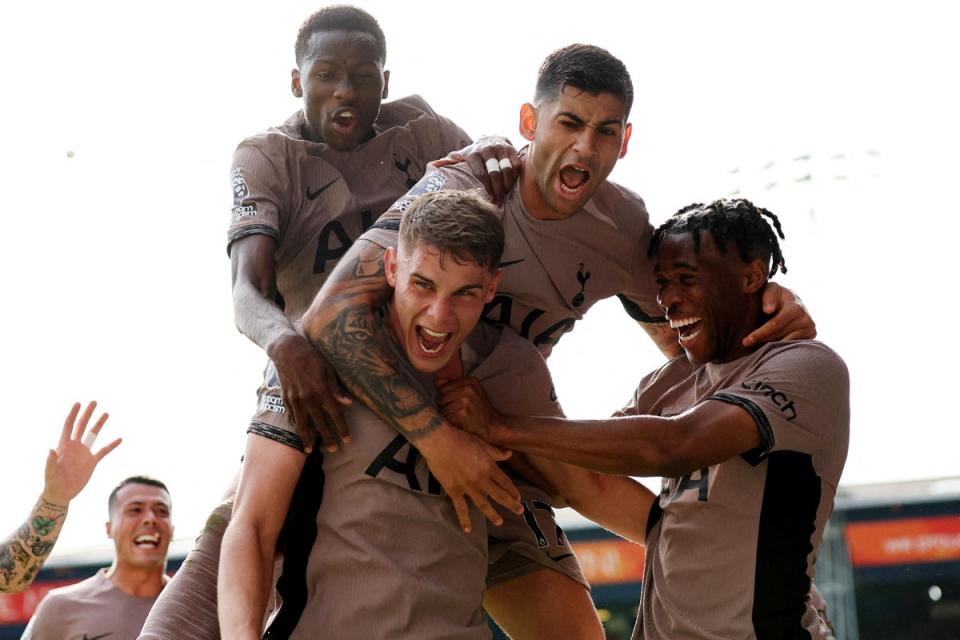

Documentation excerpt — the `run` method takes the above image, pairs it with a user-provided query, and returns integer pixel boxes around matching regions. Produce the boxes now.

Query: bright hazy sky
[2,0,958,554]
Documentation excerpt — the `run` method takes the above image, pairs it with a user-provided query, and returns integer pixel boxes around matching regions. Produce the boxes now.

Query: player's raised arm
[0,402,120,594]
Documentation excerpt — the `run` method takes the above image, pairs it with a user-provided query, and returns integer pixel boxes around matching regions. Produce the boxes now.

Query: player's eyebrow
[556,111,623,128]
[670,260,699,271]
[411,272,484,292]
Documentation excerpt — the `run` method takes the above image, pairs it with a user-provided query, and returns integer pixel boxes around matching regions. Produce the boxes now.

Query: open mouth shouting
[557,164,591,197]
[330,106,359,134]
[670,316,703,344]
[416,326,452,357]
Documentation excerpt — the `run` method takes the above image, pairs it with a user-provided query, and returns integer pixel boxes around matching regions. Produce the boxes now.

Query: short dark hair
[648,198,788,278]
[534,44,634,117]
[108,476,171,518]
[295,5,387,68]
[399,190,505,273]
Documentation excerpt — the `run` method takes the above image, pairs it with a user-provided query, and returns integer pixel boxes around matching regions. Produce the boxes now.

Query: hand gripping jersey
[226,95,471,321]
[250,324,570,639]
[362,162,664,357]
[623,340,850,640]
[22,569,161,640]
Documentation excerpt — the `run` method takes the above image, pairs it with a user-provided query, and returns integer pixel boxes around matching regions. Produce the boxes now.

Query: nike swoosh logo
[306,178,340,201]
[82,633,112,640]
[499,259,525,267]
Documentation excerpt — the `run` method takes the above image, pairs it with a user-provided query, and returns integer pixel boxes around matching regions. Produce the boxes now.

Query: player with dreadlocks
[438,197,848,639]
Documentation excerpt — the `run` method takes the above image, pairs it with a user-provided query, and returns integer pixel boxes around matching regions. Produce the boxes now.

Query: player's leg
[138,473,237,639]
[486,568,603,640]
[485,481,603,640]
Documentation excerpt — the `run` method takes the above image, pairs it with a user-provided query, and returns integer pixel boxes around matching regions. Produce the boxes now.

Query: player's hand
[435,376,499,441]
[429,136,520,206]
[43,401,122,506]
[743,282,817,347]
[416,424,522,532]
[270,334,353,454]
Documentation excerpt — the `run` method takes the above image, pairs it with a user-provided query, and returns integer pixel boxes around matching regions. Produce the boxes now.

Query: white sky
[1,0,958,554]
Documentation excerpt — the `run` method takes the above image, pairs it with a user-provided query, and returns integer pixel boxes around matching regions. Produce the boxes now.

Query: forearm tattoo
[0,498,67,593]
[310,246,443,442]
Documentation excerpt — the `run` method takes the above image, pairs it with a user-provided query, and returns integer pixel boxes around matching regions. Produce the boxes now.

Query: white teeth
[135,533,159,544]
[679,325,703,343]
[418,336,444,354]
[417,327,449,354]
[669,317,701,329]
[559,182,581,193]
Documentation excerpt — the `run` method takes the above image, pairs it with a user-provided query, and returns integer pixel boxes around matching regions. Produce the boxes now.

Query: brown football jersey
[623,340,849,640]
[250,324,572,638]
[227,95,471,321]
[362,162,664,357]
[22,569,161,640]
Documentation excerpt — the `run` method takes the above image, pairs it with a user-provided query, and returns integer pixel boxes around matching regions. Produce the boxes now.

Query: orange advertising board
[571,539,646,585]
[845,515,960,567]
[0,580,72,625]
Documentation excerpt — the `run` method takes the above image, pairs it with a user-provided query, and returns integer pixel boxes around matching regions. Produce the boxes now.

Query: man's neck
[518,152,564,221]
[106,562,167,598]
[434,350,464,380]
[709,300,768,364]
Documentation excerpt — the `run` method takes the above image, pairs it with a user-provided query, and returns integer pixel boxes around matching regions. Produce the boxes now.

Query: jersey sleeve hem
[709,392,775,466]
[248,421,305,452]
[226,225,280,256]
[617,293,667,323]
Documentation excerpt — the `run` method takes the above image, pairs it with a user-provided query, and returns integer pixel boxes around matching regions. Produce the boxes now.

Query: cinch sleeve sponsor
[711,342,849,456]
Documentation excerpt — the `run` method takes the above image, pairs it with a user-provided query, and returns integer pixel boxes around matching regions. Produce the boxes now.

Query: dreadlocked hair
[648,198,787,278]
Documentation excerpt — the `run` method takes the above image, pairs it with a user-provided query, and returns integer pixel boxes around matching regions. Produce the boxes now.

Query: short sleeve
[20,592,58,639]
[412,106,472,165]
[246,361,306,453]
[709,342,850,463]
[226,139,291,255]
[360,165,487,250]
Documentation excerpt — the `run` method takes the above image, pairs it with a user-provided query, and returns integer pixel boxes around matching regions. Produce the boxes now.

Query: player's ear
[485,269,503,303]
[519,103,538,142]
[105,521,113,539]
[291,68,303,98]
[742,259,767,294]
[384,246,399,287]
[619,122,632,159]
[381,69,390,100]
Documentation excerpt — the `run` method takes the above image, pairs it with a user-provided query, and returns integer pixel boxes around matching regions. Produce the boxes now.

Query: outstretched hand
[43,401,122,506]
[743,282,817,347]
